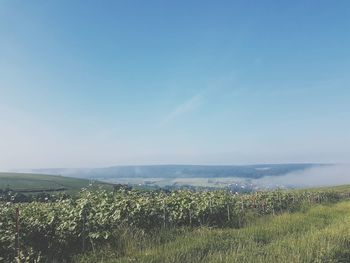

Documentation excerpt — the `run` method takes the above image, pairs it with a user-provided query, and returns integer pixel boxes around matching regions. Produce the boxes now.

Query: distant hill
[0,172,112,193]
[16,163,328,180]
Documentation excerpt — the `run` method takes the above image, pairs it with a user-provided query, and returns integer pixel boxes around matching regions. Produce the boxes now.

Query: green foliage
[0,188,345,262]
[78,202,350,263]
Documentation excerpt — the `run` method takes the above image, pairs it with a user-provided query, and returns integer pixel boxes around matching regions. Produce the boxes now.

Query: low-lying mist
[256,164,350,188]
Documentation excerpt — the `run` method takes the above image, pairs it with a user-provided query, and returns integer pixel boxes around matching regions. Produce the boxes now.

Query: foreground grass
[77,201,350,263]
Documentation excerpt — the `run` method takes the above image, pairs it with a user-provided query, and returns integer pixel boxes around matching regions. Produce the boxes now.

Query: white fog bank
[256,164,350,188]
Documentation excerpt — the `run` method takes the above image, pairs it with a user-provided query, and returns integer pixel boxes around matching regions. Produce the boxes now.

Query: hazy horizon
[1,1,350,170]
[1,161,346,172]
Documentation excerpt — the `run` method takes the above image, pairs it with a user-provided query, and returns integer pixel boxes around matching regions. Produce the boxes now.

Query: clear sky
[1,0,350,169]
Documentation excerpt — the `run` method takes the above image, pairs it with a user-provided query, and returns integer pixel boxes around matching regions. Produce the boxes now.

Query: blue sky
[1,0,350,169]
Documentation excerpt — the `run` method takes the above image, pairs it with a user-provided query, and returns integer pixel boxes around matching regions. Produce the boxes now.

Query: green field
[78,201,350,263]
[0,172,111,193]
[1,181,350,262]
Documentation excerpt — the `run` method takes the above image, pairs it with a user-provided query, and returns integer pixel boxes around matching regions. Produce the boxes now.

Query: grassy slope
[0,172,112,193]
[77,201,350,263]
[316,184,350,193]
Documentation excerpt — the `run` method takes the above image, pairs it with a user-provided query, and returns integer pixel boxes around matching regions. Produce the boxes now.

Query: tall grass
[76,202,350,263]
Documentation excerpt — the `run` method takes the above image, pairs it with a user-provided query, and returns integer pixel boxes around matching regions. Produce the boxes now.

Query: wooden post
[82,210,86,253]
[163,200,166,228]
[227,203,230,222]
[15,207,20,259]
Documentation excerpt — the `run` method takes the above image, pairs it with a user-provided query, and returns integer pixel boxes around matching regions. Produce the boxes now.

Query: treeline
[0,188,70,203]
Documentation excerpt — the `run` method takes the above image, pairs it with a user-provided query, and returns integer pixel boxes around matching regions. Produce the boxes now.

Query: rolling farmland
[0,172,112,194]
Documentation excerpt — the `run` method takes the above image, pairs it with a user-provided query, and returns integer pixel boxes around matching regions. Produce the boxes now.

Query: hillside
[15,163,336,190]
[0,172,112,193]
[18,163,325,179]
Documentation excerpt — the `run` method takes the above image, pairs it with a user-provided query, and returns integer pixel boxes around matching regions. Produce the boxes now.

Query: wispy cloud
[161,72,238,124]
[163,94,202,123]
